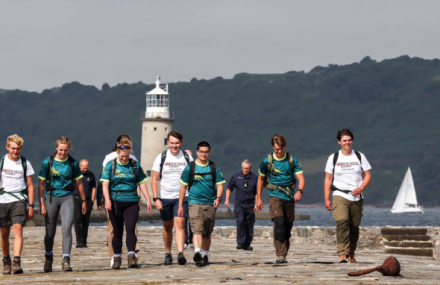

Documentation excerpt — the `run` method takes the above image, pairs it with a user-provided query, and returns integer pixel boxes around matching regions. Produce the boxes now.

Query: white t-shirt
[325,150,372,202]
[102,152,138,168]
[152,150,194,199]
[0,155,35,204]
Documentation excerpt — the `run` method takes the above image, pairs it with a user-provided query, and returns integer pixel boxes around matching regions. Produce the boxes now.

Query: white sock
[45,252,53,256]
[114,254,121,257]
[63,254,70,258]
[195,248,201,253]
[202,250,209,257]
[128,251,135,255]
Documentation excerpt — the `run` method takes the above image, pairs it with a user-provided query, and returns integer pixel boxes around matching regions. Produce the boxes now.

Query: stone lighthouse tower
[140,76,174,197]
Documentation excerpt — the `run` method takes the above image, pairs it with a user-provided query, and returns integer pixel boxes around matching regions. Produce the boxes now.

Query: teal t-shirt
[259,153,303,201]
[180,161,225,206]
[100,159,148,202]
[38,156,83,197]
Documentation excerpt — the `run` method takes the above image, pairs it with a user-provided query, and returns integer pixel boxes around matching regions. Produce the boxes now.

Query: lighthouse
[140,76,174,198]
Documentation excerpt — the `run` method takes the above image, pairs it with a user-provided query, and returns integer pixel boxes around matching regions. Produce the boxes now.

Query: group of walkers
[0,128,371,274]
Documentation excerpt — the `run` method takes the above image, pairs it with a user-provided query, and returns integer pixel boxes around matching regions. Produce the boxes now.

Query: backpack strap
[209,160,217,188]
[0,154,5,188]
[110,158,117,185]
[331,151,364,200]
[0,155,29,202]
[46,153,56,203]
[188,161,196,192]
[263,153,296,199]
[183,151,190,164]
[159,151,167,180]
[129,158,138,182]
[354,151,365,174]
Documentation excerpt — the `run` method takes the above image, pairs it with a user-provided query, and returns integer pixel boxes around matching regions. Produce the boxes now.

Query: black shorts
[160,197,188,221]
[0,200,28,227]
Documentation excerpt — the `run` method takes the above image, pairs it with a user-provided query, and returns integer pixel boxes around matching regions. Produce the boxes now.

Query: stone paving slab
[1,226,439,284]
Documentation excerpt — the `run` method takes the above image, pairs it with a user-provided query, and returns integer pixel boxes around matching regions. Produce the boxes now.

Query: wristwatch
[29,204,35,208]
[216,196,222,202]
[153,197,160,202]
[297,189,304,195]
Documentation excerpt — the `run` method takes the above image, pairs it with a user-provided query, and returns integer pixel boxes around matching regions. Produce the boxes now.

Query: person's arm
[91,187,96,203]
[38,179,46,215]
[177,184,188,217]
[213,184,224,209]
[139,182,152,213]
[256,175,265,211]
[225,189,232,207]
[350,170,371,197]
[102,181,111,210]
[75,179,87,215]
[27,176,35,219]
[324,173,333,211]
[294,173,305,202]
[151,171,163,210]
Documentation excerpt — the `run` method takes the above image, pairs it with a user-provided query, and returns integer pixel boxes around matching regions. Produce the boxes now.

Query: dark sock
[45,253,52,257]
[3,255,10,259]
[14,256,20,260]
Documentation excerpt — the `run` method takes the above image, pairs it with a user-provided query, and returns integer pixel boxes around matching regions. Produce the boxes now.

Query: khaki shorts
[189,204,216,238]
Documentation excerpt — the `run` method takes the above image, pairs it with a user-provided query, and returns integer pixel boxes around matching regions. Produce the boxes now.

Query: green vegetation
[2,55,440,206]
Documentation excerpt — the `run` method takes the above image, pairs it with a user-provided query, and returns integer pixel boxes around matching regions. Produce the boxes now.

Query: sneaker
[177,252,187,265]
[236,243,243,250]
[62,257,72,272]
[112,256,122,269]
[2,257,11,275]
[12,258,23,274]
[348,255,357,263]
[164,253,173,265]
[189,243,194,249]
[276,256,287,264]
[82,243,88,248]
[193,251,203,267]
[127,253,138,268]
[202,255,209,266]
[338,255,348,264]
[110,257,114,268]
[184,244,188,250]
[44,254,53,273]
[243,246,253,251]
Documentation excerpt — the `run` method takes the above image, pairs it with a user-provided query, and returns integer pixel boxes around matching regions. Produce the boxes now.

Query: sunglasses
[118,146,131,150]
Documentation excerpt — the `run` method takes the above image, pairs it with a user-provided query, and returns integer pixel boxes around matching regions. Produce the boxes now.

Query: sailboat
[391,167,424,214]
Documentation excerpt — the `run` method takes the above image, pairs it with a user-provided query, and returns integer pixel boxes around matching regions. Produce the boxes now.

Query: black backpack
[159,150,190,180]
[187,160,216,192]
[46,152,75,202]
[331,151,365,199]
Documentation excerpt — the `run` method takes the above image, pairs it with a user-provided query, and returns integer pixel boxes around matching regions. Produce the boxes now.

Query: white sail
[391,167,423,214]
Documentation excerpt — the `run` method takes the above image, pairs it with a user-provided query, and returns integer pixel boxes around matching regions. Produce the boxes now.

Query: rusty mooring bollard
[347,256,401,277]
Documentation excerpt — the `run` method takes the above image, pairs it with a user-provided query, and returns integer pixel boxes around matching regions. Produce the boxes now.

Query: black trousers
[234,203,255,246]
[73,196,94,245]
[184,214,193,245]
[107,200,139,254]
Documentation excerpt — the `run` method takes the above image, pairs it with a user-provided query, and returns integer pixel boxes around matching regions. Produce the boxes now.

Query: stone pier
[0,226,439,284]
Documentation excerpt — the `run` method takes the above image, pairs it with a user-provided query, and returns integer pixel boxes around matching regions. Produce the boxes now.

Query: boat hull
[391,208,424,214]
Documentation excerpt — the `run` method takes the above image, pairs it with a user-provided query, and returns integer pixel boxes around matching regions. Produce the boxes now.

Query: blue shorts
[160,197,188,221]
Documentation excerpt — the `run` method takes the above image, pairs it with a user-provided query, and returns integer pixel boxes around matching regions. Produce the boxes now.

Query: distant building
[140,77,174,198]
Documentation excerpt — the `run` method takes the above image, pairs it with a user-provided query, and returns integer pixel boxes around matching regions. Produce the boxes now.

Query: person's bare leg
[193,234,202,249]
[12,224,23,257]
[201,237,211,251]
[163,219,173,253]
[174,217,185,252]
[0,227,10,256]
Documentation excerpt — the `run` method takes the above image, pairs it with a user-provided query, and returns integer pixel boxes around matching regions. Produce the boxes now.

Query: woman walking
[38,137,87,272]
[324,129,371,263]
[101,137,152,269]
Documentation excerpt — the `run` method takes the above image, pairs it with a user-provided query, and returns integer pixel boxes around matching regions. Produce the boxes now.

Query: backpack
[0,154,29,202]
[109,158,138,213]
[46,152,76,202]
[159,150,190,180]
[263,152,296,198]
[187,160,217,192]
[331,151,365,199]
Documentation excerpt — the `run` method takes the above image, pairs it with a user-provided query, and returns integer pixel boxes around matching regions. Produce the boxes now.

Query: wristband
[216,196,222,202]
[29,204,35,208]
[153,197,160,202]
[297,189,303,194]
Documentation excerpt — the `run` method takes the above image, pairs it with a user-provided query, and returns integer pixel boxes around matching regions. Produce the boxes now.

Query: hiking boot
[276,256,287,264]
[62,257,72,272]
[76,243,83,248]
[177,252,187,265]
[236,243,243,249]
[112,256,122,269]
[164,253,173,265]
[2,257,11,275]
[338,255,348,264]
[44,254,53,273]
[348,255,357,263]
[12,258,23,274]
[202,255,209,266]
[193,251,203,267]
[243,246,253,251]
[128,253,138,268]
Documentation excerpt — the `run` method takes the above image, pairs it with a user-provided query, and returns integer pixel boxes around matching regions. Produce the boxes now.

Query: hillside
[2,55,440,206]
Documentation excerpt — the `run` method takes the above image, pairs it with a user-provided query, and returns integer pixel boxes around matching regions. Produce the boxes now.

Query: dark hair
[112,133,132,151]
[197,141,211,150]
[337,129,354,141]
[271,134,287,147]
[167,130,183,141]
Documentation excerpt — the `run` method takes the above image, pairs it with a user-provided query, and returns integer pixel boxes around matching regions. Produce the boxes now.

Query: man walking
[225,159,257,251]
[73,159,96,248]
[0,134,35,274]
[178,141,225,267]
[151,130,193,265]
[256,134,305,264]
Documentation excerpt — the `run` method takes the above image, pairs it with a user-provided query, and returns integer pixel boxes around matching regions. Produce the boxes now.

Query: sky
[1,0,439,92]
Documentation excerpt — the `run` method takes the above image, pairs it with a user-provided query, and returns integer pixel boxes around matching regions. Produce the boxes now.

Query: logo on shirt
[194,175,203,181]
[51,167,60,176]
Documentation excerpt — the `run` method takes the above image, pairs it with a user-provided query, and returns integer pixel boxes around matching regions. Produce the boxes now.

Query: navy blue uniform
[228,171,257,247]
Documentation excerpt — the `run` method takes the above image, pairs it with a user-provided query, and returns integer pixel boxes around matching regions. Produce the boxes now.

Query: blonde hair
[6,134,24,148]
[55,136,71,149]
[117,137,133,154]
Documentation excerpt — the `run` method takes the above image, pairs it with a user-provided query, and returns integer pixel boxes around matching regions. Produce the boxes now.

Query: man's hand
[155,199,163,210]
[28,207,34,220]
[213,198,220,208]
[351,188,362,197]
[82,201,87,215]
[98,206,102,211]
[255,198,263,212]
[325,199,333,211]
[224,200,230,207]
[294,191,303,202]
[177,206,184,217]
[105,200,112,211]
[40,204,47,216]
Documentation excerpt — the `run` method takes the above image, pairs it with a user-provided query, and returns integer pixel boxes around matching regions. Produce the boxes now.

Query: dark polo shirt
[227,171,258,204]
[73,171,96,199]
